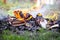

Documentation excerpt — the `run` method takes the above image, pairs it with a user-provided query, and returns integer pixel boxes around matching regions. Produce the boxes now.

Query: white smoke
[0,9,8,20]
[29,5,50,18]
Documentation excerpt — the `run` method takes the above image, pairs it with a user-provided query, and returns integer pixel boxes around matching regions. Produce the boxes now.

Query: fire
[16,0,44,13]
[36,0,40,7]
[21,9,29,13]
[45,12,58,20]
[20,0,41,13]
[30,0,44,10]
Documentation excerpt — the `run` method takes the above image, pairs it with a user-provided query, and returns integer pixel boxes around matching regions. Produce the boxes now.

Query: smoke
[29,5,50,18]
[0,9,8,20]
[1,0,60,20]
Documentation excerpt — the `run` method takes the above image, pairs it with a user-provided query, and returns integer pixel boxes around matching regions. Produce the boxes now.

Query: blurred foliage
[0,2,10,10]
[0,0,34,11]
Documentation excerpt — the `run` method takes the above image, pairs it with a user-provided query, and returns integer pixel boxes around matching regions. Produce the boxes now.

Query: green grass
[1,29,60,40]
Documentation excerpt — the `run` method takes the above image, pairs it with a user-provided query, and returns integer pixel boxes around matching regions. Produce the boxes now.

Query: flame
[20,0,41,13]
[21,0,44,12]
[21,9,29,13]
[45,12,58,20]
[36,0,40,7]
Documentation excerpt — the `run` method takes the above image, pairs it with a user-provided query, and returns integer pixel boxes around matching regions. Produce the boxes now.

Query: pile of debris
[0,10,60,33]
